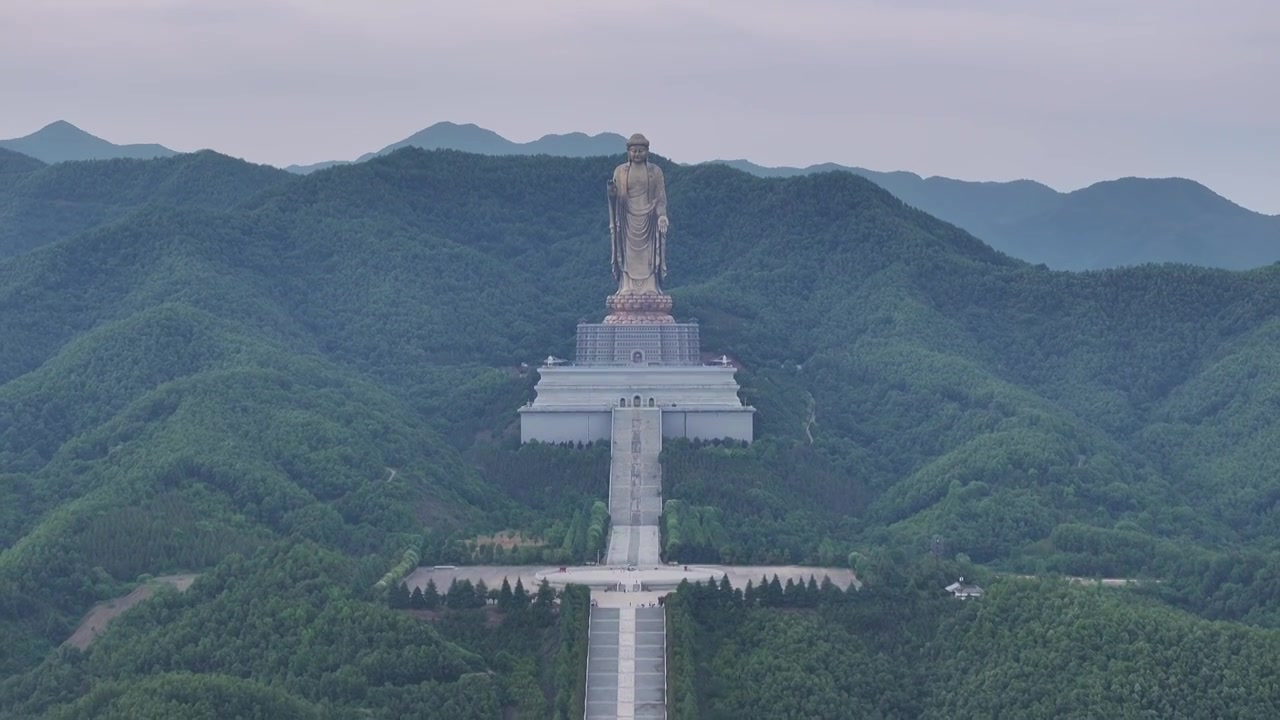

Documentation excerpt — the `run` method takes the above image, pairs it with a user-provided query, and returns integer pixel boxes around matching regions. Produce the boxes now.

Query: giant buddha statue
[605,133,674,323]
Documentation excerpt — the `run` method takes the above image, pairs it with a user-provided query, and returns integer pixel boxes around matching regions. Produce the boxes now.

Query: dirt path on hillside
[63,574,199,650]
[803,392,817,445]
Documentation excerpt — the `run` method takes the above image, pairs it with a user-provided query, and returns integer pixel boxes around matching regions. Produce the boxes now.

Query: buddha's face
[628,144,648,163]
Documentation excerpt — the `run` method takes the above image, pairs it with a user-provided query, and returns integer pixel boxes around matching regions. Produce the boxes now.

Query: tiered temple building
[518,133,754,444]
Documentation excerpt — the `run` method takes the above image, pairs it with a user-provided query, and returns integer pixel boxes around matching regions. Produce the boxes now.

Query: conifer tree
[535,579,555,609]
[819,575,842,606]
[498,577,514,610]
[513,578,531,609]
[783,578,798,607]
[718,574,734,604]
[423,578,441,609]
[445,579,466,609]
[766,575,784,607]
[388,582,410,609]
[409,586,426,609]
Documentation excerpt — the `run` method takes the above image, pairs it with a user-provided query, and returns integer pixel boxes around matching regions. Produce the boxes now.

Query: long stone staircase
[585,606,667,719]
[586,407,667,719]
[604,408,663,566]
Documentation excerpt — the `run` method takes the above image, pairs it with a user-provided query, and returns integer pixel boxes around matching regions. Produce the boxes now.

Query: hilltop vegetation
[279,120,1280,270]
[3,147,1280,714]
[0,148,45,178]
[1,543,550,718]
[667,558,1280,719]
[0,121,177,164]
[0,151,291,259]
[721,159,1280,271]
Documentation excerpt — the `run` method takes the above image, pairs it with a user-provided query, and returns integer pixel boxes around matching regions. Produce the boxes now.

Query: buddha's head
[626,133,650,164]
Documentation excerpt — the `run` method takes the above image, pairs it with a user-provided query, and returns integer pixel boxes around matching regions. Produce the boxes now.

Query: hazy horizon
[3,0,1277,213]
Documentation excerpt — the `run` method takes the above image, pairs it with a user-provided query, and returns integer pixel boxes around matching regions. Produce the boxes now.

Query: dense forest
[667,557,1280,718]
[0,542,592,718]
[3,147,1280,714]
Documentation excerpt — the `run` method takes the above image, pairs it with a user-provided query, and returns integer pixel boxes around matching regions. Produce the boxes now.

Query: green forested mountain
[667,561,1280,719]
[990,177,1280,270]
[0,148,45,178]
[3,544,518,718]
[0,121,177,164]
[0,151,292,259]
[21,118,1271,270]
[3,147,1280,715]
[724,160,1280,270]
[361,122,625,163]
[282,121,1280,270]
[285,121,627,173]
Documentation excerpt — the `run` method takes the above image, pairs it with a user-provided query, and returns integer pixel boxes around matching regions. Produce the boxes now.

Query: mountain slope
[286,122,628,173]
[0,147,45,175]
[0,150,295,259]
[0,148,45,196]
[717,159,1280,270]
[4,148,1280,681]
[10,149,1280,551]
[366,122,626,161]
[287,122,1279,269]
[717,158,1063,227]
[0,121,178,163]
[993,177,1280,270]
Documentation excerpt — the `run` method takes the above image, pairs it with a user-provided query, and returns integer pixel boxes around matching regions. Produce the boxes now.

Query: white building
[519,323,755,444]
[944,578,985,600]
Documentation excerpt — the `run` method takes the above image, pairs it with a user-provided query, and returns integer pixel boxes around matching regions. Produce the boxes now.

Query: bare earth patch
[63,574,199,650]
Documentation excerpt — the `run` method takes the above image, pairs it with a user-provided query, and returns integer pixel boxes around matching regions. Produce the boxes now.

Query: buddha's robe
[610,161,667,294]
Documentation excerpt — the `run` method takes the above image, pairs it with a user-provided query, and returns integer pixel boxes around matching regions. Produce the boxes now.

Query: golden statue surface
[606,133,673,324]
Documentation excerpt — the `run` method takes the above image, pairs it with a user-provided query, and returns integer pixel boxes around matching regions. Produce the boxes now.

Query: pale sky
[3,0,1278,213]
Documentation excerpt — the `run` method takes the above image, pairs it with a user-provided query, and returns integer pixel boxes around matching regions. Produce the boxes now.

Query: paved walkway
[605,408,663,566]
[400,398,859,720]
[407,564,856,595]
[586,605,666,720]
[591,407,667,718]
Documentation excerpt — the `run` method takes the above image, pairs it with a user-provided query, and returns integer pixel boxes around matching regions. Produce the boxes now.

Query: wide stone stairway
[586,407,667,719]
[604,408,663,566]
[585,605,667,719]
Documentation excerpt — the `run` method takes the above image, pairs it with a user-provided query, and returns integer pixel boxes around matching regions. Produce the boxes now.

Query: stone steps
[607,409,663,549]
[585,606,666,719]
[595,407,667,717]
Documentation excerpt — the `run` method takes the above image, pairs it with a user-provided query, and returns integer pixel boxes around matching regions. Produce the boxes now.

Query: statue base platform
[604,291,674,324]
[575,322,700,366]
[518,366,755,444]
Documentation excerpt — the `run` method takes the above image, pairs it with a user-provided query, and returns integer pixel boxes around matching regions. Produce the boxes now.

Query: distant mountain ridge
[723,160,1280,270]
[284,122,628,173]
[0,121,178,163]
[285,122,1279,271]
[7,119,1277,270]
